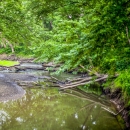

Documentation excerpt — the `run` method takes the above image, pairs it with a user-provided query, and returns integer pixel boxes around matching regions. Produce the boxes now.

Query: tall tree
[0,0,43,53]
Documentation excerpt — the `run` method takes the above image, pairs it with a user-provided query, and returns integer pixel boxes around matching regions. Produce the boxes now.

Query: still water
[0,86,123,130]
[0,67,124,130]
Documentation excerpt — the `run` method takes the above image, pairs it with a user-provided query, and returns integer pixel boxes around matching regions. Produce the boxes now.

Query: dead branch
[62,90,111,108]
[82,105,94,129]
[126,26,130,45]
[80,64,101,77]
[66,77,85,83]
[63,88,110,106]
[62,92,88,100]
[115,107,125,116]
[60,75,108,90]
[102,105,125,116]
[42,63,61,68]
[64,77,93,86]
[78,102,95,111]
[51,76,61,82]
[101,107,117,116]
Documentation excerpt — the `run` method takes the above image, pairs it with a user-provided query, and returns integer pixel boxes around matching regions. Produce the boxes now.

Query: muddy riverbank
[103,88,130,129]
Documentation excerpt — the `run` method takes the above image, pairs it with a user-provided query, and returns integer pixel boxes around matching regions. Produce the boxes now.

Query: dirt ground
[0,53,34,62]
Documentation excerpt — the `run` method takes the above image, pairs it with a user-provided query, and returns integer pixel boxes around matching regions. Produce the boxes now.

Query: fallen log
[60,75,108,90]
[42,63,61,68]
[66,77,86,83]
[64,76,96,86]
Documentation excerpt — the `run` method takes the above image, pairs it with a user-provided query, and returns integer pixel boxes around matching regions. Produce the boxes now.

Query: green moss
[0,60,19,67]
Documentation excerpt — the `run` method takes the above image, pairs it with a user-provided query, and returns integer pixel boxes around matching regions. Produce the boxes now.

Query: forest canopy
[0,0,130,98]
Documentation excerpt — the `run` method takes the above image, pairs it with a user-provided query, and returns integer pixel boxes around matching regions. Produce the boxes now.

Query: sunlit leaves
[0,0,44,53]
[1,0,130,96]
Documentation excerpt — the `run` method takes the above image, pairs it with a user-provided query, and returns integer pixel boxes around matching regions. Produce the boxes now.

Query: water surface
[0,87,123,130]
[0,68,124,130]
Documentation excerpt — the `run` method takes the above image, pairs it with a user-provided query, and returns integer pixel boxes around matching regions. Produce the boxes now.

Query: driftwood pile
[41,63,118,90]
[43,64,116,90]
[60,75,108,90]
[49,73,118,90]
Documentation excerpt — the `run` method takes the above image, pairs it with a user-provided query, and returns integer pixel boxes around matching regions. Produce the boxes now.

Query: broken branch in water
[64,77,93,87]
[60,75,108,90]
[51,76,61,82]
[45,71,118,92]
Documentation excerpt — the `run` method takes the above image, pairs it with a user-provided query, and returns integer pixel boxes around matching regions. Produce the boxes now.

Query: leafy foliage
[30,0,130,70]
[0,0,44,53]
[29,0,130,97]
[1,0,130,96]
[115,69,130,97]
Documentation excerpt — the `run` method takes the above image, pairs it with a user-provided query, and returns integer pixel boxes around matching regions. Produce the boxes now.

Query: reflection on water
[0,87,123,130]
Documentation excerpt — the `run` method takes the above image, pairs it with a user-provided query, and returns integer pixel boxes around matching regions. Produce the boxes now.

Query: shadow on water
[0,70,125,130]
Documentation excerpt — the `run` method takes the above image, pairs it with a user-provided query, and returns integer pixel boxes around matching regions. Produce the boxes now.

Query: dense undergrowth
[0,0,130,102]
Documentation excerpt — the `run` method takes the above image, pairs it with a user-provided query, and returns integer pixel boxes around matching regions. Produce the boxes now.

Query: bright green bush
[1,0,130,97]
[115,69,130,97]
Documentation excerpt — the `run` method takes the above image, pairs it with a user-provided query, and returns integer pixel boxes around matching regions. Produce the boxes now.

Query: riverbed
[0,65,125,130]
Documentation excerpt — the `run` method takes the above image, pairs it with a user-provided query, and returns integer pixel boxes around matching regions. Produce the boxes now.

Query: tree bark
[126,26,130,45]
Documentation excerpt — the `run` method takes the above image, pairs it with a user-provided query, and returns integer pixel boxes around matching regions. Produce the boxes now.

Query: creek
[0,64,125,130]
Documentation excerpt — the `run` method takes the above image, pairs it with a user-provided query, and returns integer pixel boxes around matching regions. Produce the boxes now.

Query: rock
[15,63,44,70]
[0,72,42,101]
[0,74,25,101]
